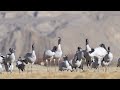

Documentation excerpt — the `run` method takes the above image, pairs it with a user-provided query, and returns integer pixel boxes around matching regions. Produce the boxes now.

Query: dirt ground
[0,64,120,79]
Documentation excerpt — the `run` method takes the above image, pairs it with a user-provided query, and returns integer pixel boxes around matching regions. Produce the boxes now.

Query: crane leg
[31,64,32,73]
[54,59,56,72]
[49,59,52,72]
[46,59,49,72]
[105,66,107,72]
[19,69,20,74]
[57,58,60,72]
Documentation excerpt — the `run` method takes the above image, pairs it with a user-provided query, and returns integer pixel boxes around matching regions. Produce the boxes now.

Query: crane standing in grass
[59,55,72,72]
[16,57,28,73]
[0,54,5,73]
[88,44,108,71]
[24,43,36,73]
[53,37,63,72]
[43,45,57,72]
[69,47,85,72]
[4,48,16,73]
[101,47,113,72]
[43,37,62,72]
[83,39,92,69]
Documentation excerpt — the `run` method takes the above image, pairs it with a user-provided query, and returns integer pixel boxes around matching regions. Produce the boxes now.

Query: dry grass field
[0,64,120,79]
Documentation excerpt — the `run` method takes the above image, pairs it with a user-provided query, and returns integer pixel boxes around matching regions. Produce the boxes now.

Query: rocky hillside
[0,11,120,63]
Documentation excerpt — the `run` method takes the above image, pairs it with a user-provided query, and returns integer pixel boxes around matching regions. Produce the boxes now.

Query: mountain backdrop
[0,11,120,63]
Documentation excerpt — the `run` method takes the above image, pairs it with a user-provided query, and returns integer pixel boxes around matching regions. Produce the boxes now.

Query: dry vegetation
[0,64,120,79]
